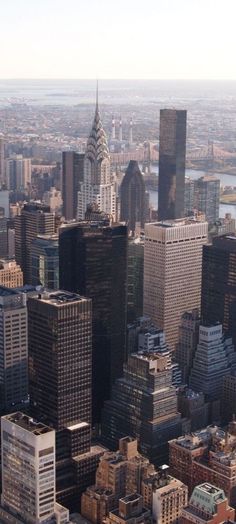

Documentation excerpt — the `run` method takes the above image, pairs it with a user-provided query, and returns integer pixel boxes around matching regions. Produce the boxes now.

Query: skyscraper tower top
[85,87,110,167]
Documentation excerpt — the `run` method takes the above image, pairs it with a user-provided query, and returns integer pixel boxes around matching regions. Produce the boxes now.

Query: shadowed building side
[120,160,145,234]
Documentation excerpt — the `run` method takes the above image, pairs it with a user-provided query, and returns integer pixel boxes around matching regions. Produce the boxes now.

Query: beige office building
[144,219,208,349]
[0,258,23,288]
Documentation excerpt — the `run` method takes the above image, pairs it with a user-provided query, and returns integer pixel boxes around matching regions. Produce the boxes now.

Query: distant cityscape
[1,79,236,524]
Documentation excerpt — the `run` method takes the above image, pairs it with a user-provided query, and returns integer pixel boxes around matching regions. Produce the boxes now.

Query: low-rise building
[180,483,234,524]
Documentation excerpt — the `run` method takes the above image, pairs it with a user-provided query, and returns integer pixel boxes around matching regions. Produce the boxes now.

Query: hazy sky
[1,0,236,79]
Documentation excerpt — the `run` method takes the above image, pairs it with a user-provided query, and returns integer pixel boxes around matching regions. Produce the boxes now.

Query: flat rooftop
[4,412,53,435]
[151,218,204,228]
[37,290,87,306]
[198,484,224,495]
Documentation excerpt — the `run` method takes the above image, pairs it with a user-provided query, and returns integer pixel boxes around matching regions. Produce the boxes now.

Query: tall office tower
[0,287,28,415]
[0,412,70,524]
[0,136,5,187]
[127,237,144,322]
[43,186,62,214]
[202,235,236,343]
[177,388,208,432]
[180,484,234,524]
[120,161,145,234]
[0,217,8,257]
[77,95,116,220]
[31,234,59,289]
[62,151,84,220]
[28,290,91,429]
[6,155,31,190]
[28,289,105,509]
[101,353,182,465]
[59,221,127,423]
[222,375,236,423]
[15,202,55,284]
[184,177,195,216]
[189,324,234,422]
[158,109,187,221]
[0,190,9,217]
[144,219,208,350]
[175,310,201,384]
[194,176,220,223]
[0,258,23,288]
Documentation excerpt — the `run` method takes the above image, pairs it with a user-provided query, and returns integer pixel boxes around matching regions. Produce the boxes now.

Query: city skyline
[1,0,236,80]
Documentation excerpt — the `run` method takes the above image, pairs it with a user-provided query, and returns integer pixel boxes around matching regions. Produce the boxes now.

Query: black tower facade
[202,235,236,343]
[158,109,187,221]
[120,160,145,234]
[62,151,84,220]
[59,221,128,423]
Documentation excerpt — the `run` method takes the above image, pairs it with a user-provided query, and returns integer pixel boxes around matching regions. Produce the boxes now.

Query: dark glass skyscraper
[120,160,145,234]
[31,234,59,289]
[158,109,187,221]
[62,151,84,220]
[59,221,128,423]
[15,202,55,284]
[202,235,236,343]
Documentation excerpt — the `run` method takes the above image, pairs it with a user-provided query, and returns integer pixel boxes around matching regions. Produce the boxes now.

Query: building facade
[127,237,144,322]
[144,219,208,349]
[0,258,23,288]
[59,221,128,423]
[120,160,145,234]
[101,353,182,465]
[0,412,70,524]
[0,287,28,415]
[158,109,187,221]
[15,202,55,285]
[31,234,59,289]
[180,483,234,524]
[77,97,116,220]
[175,309,200,384]
[202,235,236,344]
[62,152,84,220]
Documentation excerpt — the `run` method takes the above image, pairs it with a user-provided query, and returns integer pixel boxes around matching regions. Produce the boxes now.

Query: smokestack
[129,117,133,145]
[119,117,123,142]
[112,115,116,140]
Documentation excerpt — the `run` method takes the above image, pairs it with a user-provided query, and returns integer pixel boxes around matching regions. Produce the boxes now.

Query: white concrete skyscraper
[77,87,116,220]
[143,218,208,350]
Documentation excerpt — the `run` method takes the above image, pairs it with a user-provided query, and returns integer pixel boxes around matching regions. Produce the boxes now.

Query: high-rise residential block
[158,109,187,221]
[169,422,236,505]
[194,176,220,224]
[0,258,23,288]
[31,234,59,289]
[62,152,84,220]
[202,235,236,344]
[59,221,127,423]
[180,484,234,524]
[6,155,31,190]
[144,219,208,349]
[77,97,116,220]
[0,286,28,414]
[0,412,70,524]
[175,310,200,384]
[127,237,144,322]
[101,353,182,465]
[15,202,55,284]
[120,160,145,234]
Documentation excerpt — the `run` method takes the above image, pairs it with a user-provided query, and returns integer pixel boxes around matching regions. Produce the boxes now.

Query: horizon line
[1,77,236,82]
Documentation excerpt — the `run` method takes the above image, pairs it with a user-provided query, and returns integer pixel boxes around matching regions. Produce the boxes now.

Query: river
[148,168,236,219]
